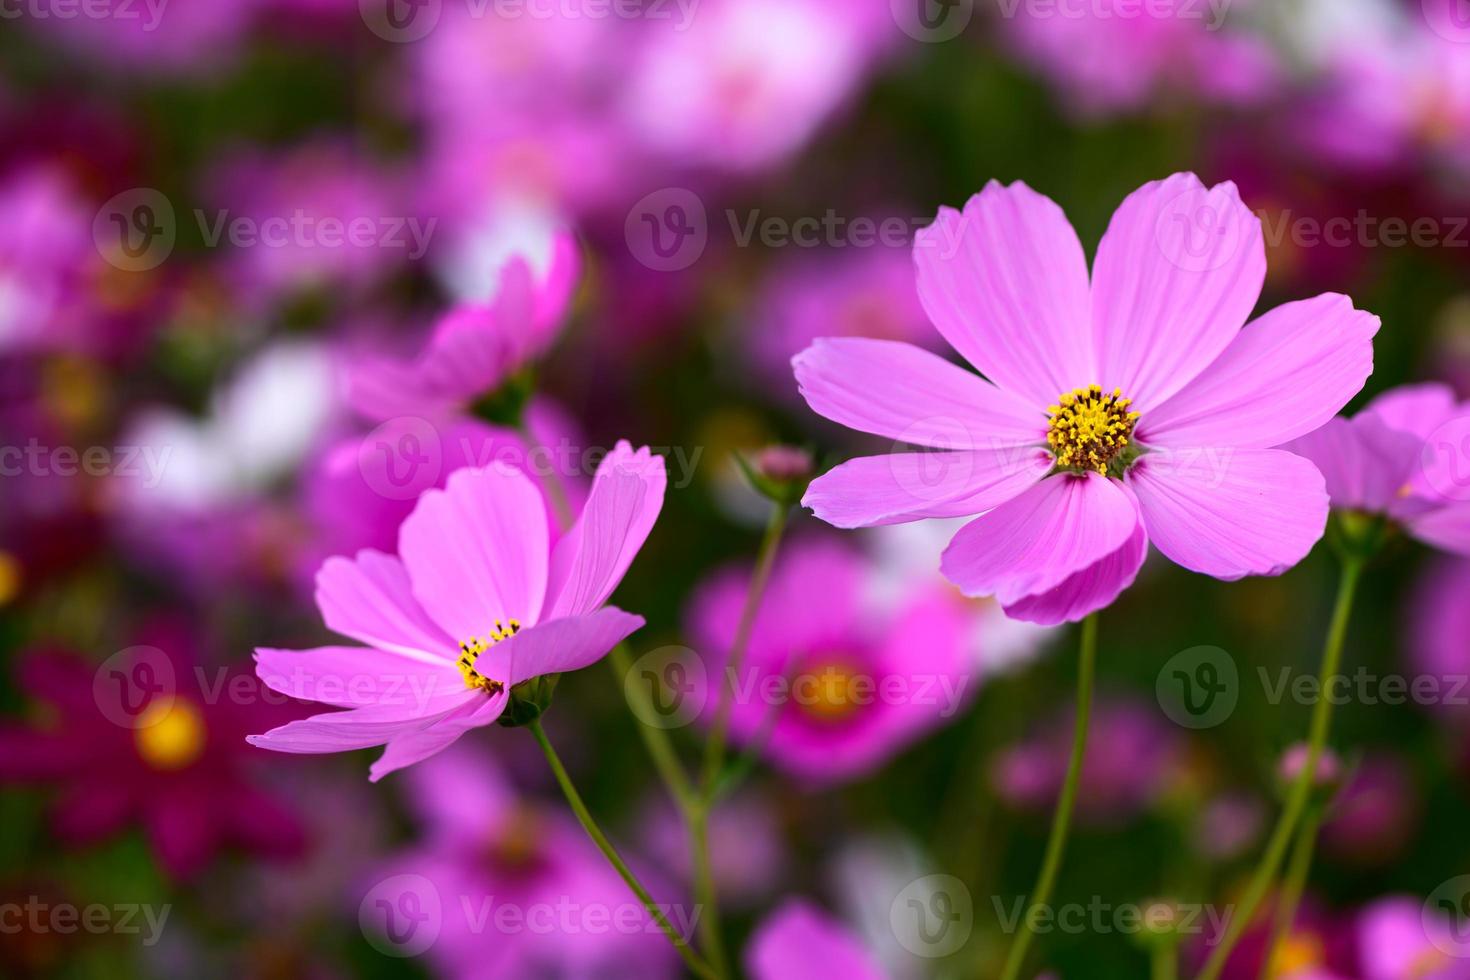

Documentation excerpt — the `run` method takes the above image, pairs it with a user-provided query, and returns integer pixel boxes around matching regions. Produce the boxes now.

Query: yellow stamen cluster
[1046,385,1140,475]
[457,619,520,694]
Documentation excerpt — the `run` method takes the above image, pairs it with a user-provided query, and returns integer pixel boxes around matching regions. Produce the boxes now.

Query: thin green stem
[1193,557,1364,980]
[528,719,718,980]
[1154,943,1179,980]
[1256,806,1322,980]
[998,613,1099,980]
[607,644,697,811]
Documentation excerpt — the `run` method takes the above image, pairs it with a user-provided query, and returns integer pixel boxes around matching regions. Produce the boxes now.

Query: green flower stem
[1154,943,1179,980]
[607,644,697,811]
[1194,557,1364,980]
[1255,804,1323,980]
[529,719,718,980]
[998,613,1099,980]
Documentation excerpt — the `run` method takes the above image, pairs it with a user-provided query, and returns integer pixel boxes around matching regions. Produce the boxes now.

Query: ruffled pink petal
[1285,415,1421,513]
[792,337,1043,448]
[1005,521,1149,626]
[253,646,462,709]
[913,180,1094,407]
[479,607,645,686]
[246,691,482,754]
[399,464,550,641]
[1092,173,1265,412]
[315,550,455,662]
[940,474,1140,605]
[803,448,1052,529]
[1364,382,1460,439]
[745,901,885,980]
[1128,448,1327,579]
[368,699,507,783]
[544,441,665,620]
[1408,504,1470,556]
[1141,294,1379,450]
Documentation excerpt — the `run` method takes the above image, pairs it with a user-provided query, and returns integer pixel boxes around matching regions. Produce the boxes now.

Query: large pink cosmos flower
[249,443,665,780]
[1288,383,1470,556]
[794,173,1380,625]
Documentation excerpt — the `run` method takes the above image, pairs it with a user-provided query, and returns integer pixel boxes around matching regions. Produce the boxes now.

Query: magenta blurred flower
[0,630,305,880]
[993,696,1183,826]
[745,900,884,980]
[638,790,784,909]
[796,173,1379,624]
[1408,558,1470,722]
[0,166,101,354]
[18,0,256,76]
[372,742,679,978]
[1288,383,1470,555]
[250,444,665,780]
[1319,754,1419,867]
[1356,896,1470,980]
[347,231,580,421]
[687,537,975,785]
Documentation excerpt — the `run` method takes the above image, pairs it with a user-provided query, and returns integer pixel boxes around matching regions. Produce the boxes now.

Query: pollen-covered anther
[456,618,521,694]
[1045,384,1141,476]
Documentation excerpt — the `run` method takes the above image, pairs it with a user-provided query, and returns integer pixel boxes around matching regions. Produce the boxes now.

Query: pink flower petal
[1005,521,1149,626]
[1141,293,1379,450]
[368,699,507,783]
[484,607,645,685]
[1408,504,1470,556]
[803,448,1052,529]
[940,474,1140,605]
[746,900,884,980]
[315,550,455,662]
[1286,415,1421,513]
[544,441,666,620]
[1127,448,1327,579]
[792,337,1043,448]
[1364,382,1460,440]
[1092,173,1265,412]
[253,646,461,709]
[246,691,482,754]
[914,180,1094,407]
[398,464,550,641]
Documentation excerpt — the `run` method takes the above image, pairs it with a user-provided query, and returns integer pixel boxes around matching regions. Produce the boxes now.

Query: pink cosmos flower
[794,173,1380,625]
[249,442,665,780]
[745,900,884,980]
[368,742,679,978]
[1288,383,1470,555]
[687,537,975,785]
[1356,896,1470,980]
[347,233,580,422]
[1409,558,1470,725]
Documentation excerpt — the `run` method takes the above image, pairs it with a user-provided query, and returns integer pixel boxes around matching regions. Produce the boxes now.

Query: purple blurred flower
[638,790,784,909]
[1409,558,1470,723]
[1356,896,1470,980]
[745,900,884,980]
[687,537,976,786]
[1319,754,1419,867]
[0,166,103,355]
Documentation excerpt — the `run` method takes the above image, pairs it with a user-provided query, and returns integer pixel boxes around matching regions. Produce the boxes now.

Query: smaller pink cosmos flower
[1287,383,1470,555]
[745,900,884,980]
[1356,896,1470,980]
[249,442,665,781]
[794,173,1380,625]
[687,538,975,785]
[347,231,581,422]
[1409,558,1470,723]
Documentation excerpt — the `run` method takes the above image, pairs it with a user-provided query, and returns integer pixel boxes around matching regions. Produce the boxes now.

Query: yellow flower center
[1046,385,1140,475]
[797,659,862,723]
[0,551,21,607]
[457,619,520,694]
[1269,932,1323,978]
[134,699,206,771]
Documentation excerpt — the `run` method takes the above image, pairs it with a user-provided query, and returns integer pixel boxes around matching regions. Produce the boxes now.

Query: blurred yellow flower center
[1046,385,1140,475]
[797,660,861,722]
[1269,932,1323,978]
[134,700,206,771]
[457,619,520,693]
[0,551,21,607]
